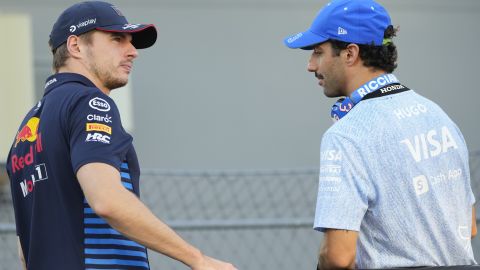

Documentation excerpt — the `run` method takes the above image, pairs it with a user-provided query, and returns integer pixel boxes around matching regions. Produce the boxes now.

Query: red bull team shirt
[7,73,150,270]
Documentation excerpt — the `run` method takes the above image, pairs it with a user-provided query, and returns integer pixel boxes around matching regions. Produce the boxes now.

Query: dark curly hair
[330,25,398,73]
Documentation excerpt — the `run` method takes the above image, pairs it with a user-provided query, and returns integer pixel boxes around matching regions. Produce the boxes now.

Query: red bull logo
[11,117,43,174]
[15,117,40,147]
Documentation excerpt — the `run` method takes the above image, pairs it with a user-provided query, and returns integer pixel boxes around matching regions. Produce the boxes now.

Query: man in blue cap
[284,0,477,268]
[7,2,237,270]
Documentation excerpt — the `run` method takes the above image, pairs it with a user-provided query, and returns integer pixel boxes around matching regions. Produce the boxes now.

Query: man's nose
[307,55,317,72]
[128,42,139,59]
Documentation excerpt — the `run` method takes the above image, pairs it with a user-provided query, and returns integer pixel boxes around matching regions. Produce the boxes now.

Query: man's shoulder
[47,81,114,110]
[51,82,102,98]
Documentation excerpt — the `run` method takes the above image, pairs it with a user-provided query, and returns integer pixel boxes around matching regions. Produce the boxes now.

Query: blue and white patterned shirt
[314,88,476,268]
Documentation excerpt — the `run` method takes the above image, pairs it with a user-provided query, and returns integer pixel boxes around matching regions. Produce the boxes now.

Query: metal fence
[1,151,480,270]
[0,168,321,270]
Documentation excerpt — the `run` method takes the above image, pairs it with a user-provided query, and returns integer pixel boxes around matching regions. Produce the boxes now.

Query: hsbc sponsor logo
[86,133,110,144]
[87,114,112,124]
[89,97,111,112]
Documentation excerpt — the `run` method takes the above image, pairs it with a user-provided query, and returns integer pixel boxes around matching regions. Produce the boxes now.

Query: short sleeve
[313,132,371,232]
[68,91,132,173]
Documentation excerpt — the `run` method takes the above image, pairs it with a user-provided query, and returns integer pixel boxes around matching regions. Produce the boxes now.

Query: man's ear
[66,35,82,59]
[344,43,360,66]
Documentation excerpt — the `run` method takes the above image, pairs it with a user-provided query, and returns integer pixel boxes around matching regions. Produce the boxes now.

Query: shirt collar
[43,73,97,96]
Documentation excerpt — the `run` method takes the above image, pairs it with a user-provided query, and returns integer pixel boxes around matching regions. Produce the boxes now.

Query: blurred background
[0,0,479,269]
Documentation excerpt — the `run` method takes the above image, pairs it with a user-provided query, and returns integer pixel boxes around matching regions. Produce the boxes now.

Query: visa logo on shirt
[400,126,458,163]
[320,150,342,161]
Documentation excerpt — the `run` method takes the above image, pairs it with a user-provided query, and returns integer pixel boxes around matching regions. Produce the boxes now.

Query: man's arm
[317,229,358,270]
[17,236,26,270]
[472,206,477,239]
[77,163,236,270]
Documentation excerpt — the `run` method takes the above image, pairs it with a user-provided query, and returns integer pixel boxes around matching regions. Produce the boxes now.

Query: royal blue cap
[284,0,391,49]
[49,1,157,50]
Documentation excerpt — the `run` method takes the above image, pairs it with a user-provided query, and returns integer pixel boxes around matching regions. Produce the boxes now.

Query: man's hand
[191,255,237,270]
[77,163,238,269]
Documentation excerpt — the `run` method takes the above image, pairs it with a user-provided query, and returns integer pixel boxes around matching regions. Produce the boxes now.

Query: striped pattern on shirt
[83,161,150,269]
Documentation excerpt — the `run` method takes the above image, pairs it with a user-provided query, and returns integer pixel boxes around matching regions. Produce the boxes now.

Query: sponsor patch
[89,97,111,112]
[44,78,57,89]
[287,33,303,44]
[86,133,111,144]
[123,24,141,30]
[400,126,458,163]
[86,123,112,135]
[320,150,342,162]
[413,175,429,195]
[393,103,428,120]
[15,117,40,147]
[87,114,112,123]
[70,18,96,33]
[20,163,48,198]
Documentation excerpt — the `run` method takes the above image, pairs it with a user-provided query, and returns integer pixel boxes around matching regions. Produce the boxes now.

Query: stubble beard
[91,62,128,91]
[322,64,346,98]
[86,49,128,91]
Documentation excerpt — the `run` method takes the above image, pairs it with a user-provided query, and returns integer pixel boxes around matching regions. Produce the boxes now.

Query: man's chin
[322,87,344,98]
[323,89,335,98]
[106,79,128,91]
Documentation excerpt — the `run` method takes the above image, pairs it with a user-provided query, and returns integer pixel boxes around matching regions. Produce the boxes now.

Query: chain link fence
[0,168,321,270]
[141,168,321,269]
[1,151,480,270]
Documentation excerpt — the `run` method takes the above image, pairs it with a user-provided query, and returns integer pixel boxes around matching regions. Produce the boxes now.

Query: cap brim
[96,24,157,49]
[283,30,328,50]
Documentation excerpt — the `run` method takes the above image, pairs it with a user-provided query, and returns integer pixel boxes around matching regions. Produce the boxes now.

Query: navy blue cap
[49,1,157,50]
[284,0,391,49]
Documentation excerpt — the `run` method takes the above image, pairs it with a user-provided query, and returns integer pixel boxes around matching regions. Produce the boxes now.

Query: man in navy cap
[284,0,477,268]
[7,2,237,270]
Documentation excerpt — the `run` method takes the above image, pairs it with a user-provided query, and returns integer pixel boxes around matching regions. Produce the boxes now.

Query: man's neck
[344,68,387,97]
[57,65,110,95]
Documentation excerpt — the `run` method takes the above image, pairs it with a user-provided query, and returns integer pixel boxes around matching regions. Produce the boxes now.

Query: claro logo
[89,97,111,112]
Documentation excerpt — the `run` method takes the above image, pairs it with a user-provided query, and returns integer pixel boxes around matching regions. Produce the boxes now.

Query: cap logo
[338,27,347,35]
[70,18,97,33]
[122,24,140,30]
[287,33,303,44]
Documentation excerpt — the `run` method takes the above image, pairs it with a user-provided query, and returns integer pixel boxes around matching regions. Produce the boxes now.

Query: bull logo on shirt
[15,117,40,147]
